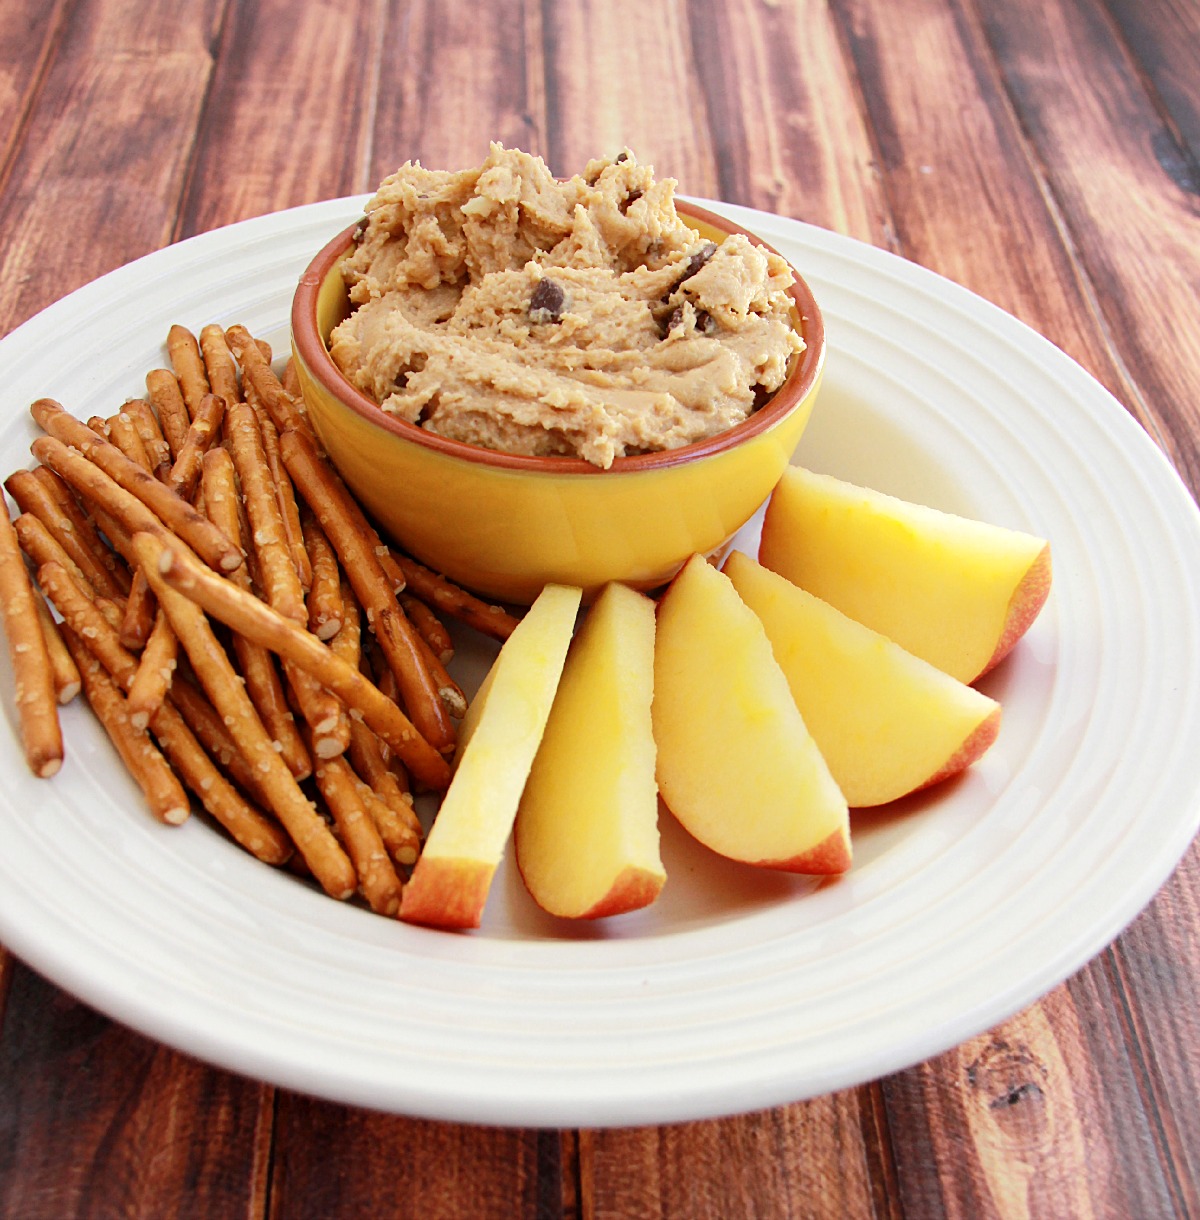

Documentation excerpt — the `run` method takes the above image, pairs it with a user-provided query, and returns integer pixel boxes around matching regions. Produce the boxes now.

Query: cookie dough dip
[328,145,804,469]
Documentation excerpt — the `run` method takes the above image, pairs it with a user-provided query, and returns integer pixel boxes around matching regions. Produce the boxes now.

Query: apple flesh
[652,554,850,874]
[515,582,665,919]
[724,551,1001,806]
[759,466,1051,683]
[399,583,582,930]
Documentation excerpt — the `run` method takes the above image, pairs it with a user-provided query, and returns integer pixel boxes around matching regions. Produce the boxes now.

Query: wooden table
[1,0,1198,1215]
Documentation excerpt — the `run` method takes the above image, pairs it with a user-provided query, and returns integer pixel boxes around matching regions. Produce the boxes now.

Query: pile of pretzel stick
[0,322,520,917]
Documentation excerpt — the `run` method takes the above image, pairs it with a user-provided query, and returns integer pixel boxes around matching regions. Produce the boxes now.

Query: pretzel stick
[167,393,225,500]
[167,325,210,418]
[136,532,452,791]
[278,428,455,754]
[5,468,127,600]
[198,324,241,408]
[60,625,189,822]
[87,416,110,437]
[353,776,420,866]
[120,399,172,476]
[118,577,157,651]
[302,509,342,639]
[348,717,421,838]
[137,551,357,897]
[281,357,301,398]
[31,585,81,703]
[400,592,454,664]
[412,626,467,719]
[302,578,359,759]
[364,641,413,792]
[284,663,348,760]
[125,607,178,730]
[225,325,315,440]
[309,748,403,916]
[389,550,520,641]
[145,369,192,459]
[224,401,306,623]
[30,404,243,573]
[107,409,154,472]
[97,409,164,647]
[228,401,348,759]
[29,465,130,593]
[200,447,311,780]
[41,563,289,859]
[0,495,64,776]
[166,676,275,809]
[250,400,311,591]
[13,511,98,598]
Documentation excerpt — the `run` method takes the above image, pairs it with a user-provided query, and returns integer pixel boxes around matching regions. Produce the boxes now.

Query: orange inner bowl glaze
[290,201,826,605]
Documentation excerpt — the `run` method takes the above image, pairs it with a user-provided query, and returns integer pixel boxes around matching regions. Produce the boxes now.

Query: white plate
[1,198,1198,1128]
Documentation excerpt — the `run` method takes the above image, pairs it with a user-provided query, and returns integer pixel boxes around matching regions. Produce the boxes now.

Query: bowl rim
[291,199,826,475]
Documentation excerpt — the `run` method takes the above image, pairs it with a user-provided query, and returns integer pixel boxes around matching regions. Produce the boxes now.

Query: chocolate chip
[696,309,717,335]
[619,189,643,215]
[529,278,566,324]
[615,152,629,163]
[681,242,717,282]
[352,220,367,244]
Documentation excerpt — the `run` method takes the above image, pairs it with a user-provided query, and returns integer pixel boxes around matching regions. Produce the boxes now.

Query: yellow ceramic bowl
[290,201,825,604]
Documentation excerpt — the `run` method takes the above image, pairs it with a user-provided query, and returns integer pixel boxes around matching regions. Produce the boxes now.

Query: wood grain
[0,962,271,1219]
[268,1097,569,1220]
[1105,0,1200,162]
[179,0,386,237]
[1105,843,1200,1216]
[974,0,1200,488]
[0,0,226,337]
[0,0,68,184]
[829,0,1148,436]
[542,0,719,190]
[368,0,547,179]
[684,0,893,243]
[583,1089,894,1219]
[882,969,1183,1218]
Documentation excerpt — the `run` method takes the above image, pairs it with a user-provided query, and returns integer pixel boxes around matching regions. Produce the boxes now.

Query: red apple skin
[978,544,1052,678]
[755,824,852,875]
[577,867,666,920]
[399,860,495,930]
[915,706,1003,794]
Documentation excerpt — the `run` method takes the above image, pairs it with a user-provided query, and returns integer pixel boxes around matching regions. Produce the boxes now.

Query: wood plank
[178,0,385,238]
[681,0,893,243]
[583,1088,891,1220]
[880,976,1178,1218]
[1104,843,1200,1215]
[367,0,547,180]
[541,0,719,191]
[0,961,272,1219]
[0,0,68,181]
[1104,0,1200,161]
[828,0,1160,449]
[268,1095,570,1219]
[973,0,1200,488]
[0,0,226,338]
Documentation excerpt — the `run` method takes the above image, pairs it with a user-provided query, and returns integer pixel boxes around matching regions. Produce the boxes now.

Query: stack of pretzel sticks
[0,322,520,917]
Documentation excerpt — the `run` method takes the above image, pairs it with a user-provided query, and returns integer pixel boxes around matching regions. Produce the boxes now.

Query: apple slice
[759,466,1051,683]
[725,551,1001,806]
[515,582,664,919]
[652,553,850,873]
[399,583,582,930]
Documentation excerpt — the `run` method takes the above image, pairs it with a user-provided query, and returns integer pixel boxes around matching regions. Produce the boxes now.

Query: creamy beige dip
[329,145,803,469]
